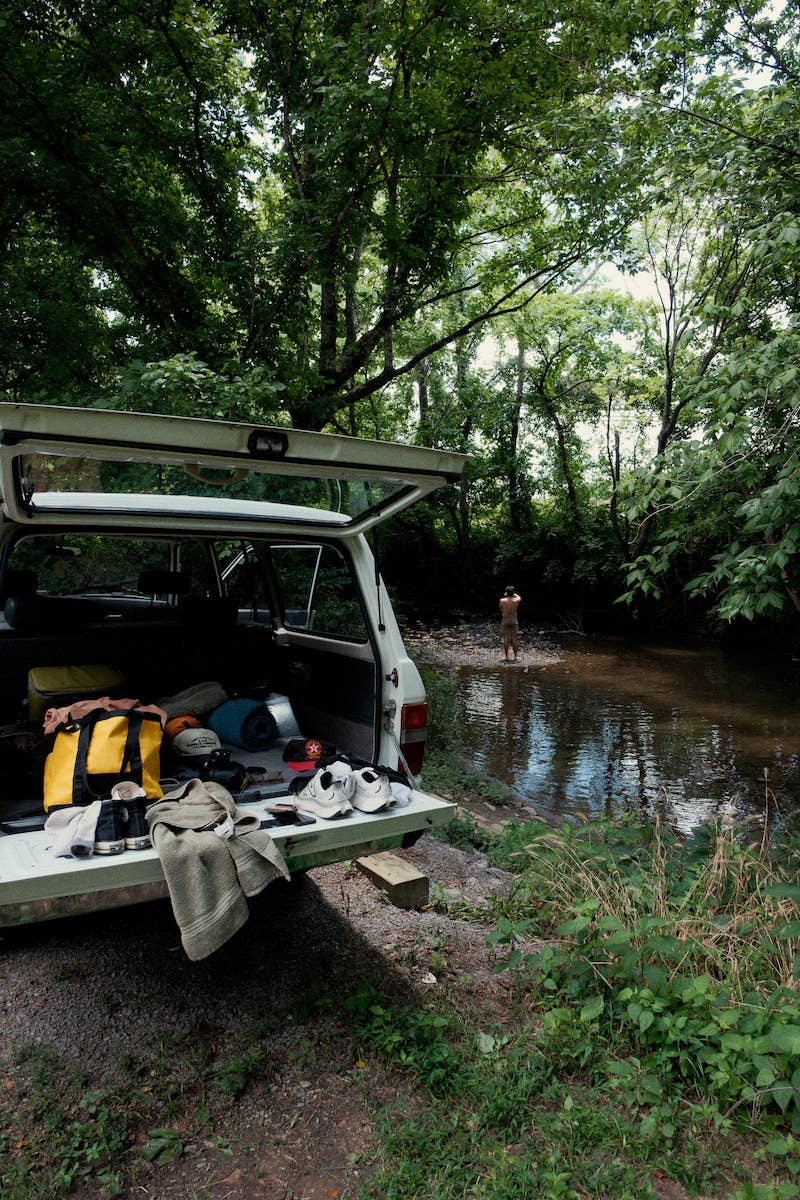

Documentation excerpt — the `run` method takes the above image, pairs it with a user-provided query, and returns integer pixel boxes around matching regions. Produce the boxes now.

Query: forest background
[2,0,799,643]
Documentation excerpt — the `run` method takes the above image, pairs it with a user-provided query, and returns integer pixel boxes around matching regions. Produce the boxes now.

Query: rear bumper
[0,791,455,927]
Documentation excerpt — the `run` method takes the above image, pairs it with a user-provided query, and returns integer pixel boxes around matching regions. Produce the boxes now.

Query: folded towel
[207,699,278,752]
[147,779,289,960]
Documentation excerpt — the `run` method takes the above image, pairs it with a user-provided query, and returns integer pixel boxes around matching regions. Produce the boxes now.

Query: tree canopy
[3,0,800,632]
[2,0,691,421]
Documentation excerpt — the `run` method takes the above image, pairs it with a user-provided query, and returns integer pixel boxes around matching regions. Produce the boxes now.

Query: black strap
[119,711,144,782]
[71,708,148,804]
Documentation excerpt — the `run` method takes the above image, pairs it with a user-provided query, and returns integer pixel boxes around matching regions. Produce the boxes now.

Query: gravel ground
[401,619,562,669]
[0,835,515,1072]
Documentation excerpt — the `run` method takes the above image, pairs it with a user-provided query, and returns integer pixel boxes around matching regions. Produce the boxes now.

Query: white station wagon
[0,402,467,929]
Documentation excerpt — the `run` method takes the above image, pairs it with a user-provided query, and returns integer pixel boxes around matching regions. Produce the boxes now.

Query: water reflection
[454,639,800,833]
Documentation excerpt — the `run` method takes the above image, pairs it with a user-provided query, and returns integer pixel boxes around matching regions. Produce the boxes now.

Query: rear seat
[0,569,277,723]
[4,593,111,632]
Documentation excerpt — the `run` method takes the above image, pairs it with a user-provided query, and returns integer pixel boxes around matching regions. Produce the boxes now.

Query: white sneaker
[326,759,354,784]
[295,769,354,820]
[351,767,395,812]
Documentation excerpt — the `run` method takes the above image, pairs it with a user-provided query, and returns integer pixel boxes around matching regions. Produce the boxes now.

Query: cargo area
[0,528,455,925]
[0,530,384,823]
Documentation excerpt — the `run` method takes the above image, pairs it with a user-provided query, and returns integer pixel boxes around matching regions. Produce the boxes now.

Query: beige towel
[147,779,289,960]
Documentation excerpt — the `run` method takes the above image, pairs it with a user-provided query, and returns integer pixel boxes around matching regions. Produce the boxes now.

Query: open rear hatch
[0,402,468,536]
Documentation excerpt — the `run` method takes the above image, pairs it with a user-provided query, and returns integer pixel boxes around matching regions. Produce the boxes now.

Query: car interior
[0,532,379,827]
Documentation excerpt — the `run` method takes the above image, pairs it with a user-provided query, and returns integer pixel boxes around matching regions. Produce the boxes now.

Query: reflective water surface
[454,638,800,833]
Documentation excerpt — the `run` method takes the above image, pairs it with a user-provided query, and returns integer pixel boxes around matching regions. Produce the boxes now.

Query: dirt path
[0,835,517,1200]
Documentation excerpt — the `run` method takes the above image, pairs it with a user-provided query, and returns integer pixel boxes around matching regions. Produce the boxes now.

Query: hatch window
[15,449,407,526]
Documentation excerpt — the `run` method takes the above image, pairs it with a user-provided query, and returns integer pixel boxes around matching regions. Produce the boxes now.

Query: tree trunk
[508,338,525,536]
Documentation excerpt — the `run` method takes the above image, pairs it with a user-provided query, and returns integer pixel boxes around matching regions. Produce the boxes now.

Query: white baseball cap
[173,728,222,757]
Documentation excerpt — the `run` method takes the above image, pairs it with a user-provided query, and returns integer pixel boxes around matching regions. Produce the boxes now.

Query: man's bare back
[499,587,521,661]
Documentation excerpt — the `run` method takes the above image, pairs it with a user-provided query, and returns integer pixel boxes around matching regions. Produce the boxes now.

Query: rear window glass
[16,450,406,526]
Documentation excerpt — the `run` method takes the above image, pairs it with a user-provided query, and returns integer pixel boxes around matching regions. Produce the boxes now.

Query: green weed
[343,981,722,1199]
[0,1038,266,1198]
[343,811,800,1198]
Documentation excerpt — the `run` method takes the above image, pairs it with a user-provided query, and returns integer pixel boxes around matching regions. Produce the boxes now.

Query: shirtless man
[499,586,521,663]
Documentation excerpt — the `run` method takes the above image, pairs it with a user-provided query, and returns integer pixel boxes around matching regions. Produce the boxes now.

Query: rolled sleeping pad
[207,698,278,751]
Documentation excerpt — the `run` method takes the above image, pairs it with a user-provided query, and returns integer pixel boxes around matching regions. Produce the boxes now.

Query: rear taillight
[399,701,427,775]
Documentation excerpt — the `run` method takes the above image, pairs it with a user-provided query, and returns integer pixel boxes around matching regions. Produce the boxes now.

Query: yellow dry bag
[43,709,163,811]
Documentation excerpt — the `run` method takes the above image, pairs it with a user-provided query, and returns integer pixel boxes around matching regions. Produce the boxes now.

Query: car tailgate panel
[0,791,455,926]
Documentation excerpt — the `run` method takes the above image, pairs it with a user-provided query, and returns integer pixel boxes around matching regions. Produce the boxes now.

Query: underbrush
[423,811,800,1196]
[344,977,727,1199]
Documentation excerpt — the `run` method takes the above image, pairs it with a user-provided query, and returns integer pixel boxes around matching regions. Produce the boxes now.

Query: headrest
[177,595,238,626]
[0,569,38,603]
[138,570,191,596]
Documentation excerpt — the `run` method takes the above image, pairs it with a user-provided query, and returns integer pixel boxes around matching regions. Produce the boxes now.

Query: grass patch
[352,667,800,1198]
[0,1039,267,1198]
[341,979,729,1199]
[420,662,800,1188]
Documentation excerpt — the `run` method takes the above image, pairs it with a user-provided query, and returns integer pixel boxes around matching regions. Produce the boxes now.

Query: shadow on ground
[0,843,513,1199]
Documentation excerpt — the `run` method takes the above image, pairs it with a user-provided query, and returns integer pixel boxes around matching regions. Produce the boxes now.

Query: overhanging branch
[329,253,583,408]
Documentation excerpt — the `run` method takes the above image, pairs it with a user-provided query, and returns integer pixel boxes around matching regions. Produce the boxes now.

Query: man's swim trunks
[501,617,518,632]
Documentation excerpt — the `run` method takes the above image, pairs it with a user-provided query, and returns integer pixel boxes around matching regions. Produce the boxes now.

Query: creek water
[454,637,800,835]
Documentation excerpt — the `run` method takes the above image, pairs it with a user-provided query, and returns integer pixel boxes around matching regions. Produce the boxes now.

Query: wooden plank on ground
[355,851,429,909]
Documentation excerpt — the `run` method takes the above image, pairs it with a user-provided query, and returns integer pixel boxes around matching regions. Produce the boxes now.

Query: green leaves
[580,995,605,1022]
[140,1127,184,1165]
[767,1026,800,1056]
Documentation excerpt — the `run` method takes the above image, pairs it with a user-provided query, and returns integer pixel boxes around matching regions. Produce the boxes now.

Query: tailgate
[0,791,456,927]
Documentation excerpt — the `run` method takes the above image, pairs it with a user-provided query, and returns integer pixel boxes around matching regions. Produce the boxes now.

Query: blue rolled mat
[207,698,278,751]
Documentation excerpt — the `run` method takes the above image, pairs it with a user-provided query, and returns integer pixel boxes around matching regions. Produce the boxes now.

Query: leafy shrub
[489,816,800,1131]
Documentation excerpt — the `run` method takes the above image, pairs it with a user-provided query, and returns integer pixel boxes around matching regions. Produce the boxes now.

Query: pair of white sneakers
[295,761,395,820]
